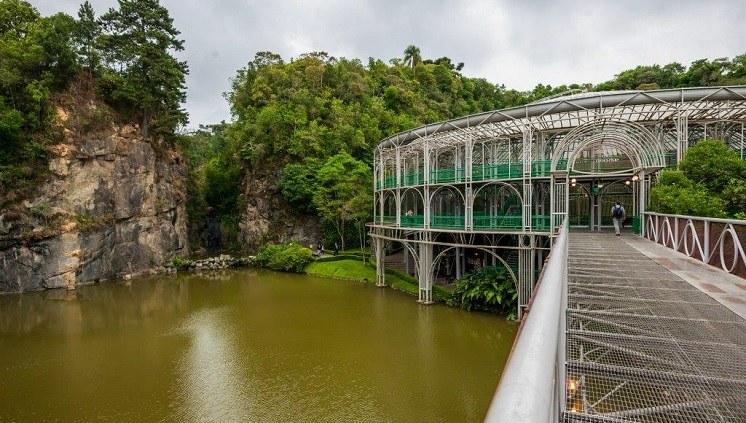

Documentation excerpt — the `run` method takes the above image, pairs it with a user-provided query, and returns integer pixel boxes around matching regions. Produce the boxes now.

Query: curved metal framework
[369,86,746,316]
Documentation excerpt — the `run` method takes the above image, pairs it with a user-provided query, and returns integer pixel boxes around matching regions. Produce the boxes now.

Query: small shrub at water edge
[449,266,517,315]
[256,243,314,273]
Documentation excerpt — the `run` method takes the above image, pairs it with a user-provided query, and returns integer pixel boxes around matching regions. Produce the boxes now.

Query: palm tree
[403,45,421,69]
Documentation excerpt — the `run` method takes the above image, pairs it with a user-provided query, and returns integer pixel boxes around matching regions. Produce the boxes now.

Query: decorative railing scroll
[644,212,746,278]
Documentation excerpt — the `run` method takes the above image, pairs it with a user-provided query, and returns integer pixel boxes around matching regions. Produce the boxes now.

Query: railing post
[703,220,710,263]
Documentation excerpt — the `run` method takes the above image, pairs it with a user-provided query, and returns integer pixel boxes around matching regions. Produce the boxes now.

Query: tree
[679,140,746,194]
[679,58,728,87]
[403,45,421,69]
[312,152,372,250]
[0,0,38,35]
[648,170,726,217]
[279,158,322,214]
[99,0,188,138]
[74,1,100,74]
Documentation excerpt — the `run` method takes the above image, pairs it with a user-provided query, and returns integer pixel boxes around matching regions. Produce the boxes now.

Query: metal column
[418,238,433,304]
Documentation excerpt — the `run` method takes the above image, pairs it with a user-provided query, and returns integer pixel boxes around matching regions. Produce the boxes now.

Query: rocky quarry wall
[239,166,319,251]
[0,122,188,293]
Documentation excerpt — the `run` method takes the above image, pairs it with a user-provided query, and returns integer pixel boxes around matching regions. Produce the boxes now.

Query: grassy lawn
[306,259,378,282]
[305,259,450,301]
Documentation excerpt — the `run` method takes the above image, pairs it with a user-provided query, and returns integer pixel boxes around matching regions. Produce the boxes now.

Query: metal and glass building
[369,86,746,317]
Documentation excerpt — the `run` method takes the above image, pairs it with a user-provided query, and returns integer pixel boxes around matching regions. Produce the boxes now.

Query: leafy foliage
[312,152,372,250]
[278,158,321,214]
[0,0,188,206]
[680,140,746,193]
[255,243,314,273]
[178,124,242,251]
[649,171,727,217]
[449,266,517,314]
[649,141,745,218]
[99,0,188,138]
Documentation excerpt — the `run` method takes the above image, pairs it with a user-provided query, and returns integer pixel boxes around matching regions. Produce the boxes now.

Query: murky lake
[0,269,517,422]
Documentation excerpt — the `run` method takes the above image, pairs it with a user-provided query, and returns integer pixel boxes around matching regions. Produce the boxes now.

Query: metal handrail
[644,211,746,226]
[484,219,568,422]
[643,212,746,277]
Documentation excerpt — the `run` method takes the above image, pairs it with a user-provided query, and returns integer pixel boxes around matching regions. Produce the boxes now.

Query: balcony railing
[375,158,576,190]
[430,214,465,229]
[377,214,551,232]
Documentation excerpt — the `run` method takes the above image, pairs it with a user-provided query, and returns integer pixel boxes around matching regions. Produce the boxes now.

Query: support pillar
[676,113,688,164]
[522,128,533,231]
[455,247,462,279]
[517,235,536,319]
[375,237,385,287]
[404,246,410,275]
[418,241,433,304]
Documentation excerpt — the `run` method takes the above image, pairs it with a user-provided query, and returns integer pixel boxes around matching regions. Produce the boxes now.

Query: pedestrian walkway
[565,232,746,422]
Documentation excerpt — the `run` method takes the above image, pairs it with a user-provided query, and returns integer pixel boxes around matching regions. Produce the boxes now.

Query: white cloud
[33,0,746,127]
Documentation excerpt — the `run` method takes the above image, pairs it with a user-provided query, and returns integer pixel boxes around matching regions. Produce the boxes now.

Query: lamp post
[631,174,639,216]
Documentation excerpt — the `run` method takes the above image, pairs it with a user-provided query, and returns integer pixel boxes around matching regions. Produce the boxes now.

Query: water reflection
[0,278,191,336]
[172,307,251,422]
[0,270,517,422]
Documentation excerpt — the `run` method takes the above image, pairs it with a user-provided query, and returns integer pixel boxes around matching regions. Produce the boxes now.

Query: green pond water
[0,269,517,422]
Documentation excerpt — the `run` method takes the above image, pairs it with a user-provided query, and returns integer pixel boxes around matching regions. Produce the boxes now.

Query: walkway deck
[565,232,746,422]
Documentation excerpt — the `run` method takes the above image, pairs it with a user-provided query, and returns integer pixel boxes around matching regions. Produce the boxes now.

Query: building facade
[369,87,746,317]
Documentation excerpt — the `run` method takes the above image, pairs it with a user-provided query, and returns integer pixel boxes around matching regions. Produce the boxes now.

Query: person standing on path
[611,202,626,236]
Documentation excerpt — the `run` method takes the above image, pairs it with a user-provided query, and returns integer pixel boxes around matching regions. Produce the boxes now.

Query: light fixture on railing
[625,180,631,185]
[632,174,639,182]
[571,178,576,183]
[598,184,604,189]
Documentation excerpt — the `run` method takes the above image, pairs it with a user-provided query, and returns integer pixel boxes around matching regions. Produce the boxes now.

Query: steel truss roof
[376,87,746,153]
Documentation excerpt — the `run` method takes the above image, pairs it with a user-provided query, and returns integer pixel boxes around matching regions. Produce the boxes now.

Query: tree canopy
[650,140,746,219]
[100,0,188,138]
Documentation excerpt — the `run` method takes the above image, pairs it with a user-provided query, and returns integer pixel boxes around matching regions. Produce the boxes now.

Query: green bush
[256,243,314,273]
[255,243,283,267]
[171,257,191,270]
[449,266,517,314]
[649,170,727,218]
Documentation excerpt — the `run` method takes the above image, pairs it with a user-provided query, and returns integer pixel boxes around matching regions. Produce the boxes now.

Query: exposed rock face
[239,166,319,251]
[0,124,187,292]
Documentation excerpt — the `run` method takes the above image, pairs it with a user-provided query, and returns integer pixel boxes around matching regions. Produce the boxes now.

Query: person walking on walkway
[611,202,625,236]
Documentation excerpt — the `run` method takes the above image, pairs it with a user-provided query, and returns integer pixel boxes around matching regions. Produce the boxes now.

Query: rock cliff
[0,120,188,293]
[238,166,319,251]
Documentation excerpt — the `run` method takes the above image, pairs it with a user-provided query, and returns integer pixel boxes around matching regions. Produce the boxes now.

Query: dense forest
[212,48,746,249]
[2,0,745,251]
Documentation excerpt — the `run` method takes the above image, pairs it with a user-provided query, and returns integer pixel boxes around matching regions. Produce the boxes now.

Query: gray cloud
[33,0,746,128]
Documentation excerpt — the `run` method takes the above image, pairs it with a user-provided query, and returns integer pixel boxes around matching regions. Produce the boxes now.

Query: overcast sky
[34,0,746,128]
